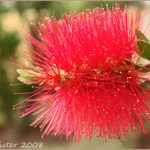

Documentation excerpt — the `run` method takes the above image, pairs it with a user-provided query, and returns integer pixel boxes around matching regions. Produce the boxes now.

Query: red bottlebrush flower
[15,6,150,142]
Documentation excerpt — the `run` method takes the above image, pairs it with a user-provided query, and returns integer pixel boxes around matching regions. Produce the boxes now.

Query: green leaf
[17,69,34,77]
[141,81,150,90]
[123,59,150,72]
[142,64,150,72]
[136,31,150,60]
[17,69,34,84]
[136,31,149,42]
[137,40,150,60]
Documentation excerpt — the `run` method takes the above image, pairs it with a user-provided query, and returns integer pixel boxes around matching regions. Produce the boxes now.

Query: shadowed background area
[0,1,150,149]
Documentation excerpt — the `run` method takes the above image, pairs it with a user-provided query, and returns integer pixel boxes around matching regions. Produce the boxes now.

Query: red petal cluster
[15,6,150,142]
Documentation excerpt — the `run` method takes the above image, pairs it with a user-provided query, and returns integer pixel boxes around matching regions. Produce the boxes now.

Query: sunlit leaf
[17,69,34,84]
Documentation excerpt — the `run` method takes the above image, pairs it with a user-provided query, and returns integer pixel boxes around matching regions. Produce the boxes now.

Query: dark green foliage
[136,31,150,60]
[137,40,150,60]
[141,81,150,90]
[0,32,20,58]
[136,31,149,42]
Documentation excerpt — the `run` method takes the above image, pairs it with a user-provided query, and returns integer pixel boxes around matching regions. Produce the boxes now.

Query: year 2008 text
[0,141,43,149]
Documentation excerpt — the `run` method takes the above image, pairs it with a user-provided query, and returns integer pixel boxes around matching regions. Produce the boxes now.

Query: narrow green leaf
[17,69,34,77]
[141,81,150,90]
[17,69,34,84]
[136,31,149,42]
[137,40,150,60]
[123,59,150,72]
[142,64,150,72]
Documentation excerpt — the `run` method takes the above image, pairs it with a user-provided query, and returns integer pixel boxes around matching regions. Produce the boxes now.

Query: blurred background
[0,1,150,149]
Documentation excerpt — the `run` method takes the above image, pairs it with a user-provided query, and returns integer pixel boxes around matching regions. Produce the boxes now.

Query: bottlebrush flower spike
[14,6,150,142]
